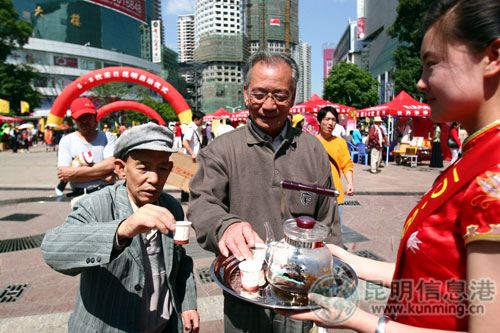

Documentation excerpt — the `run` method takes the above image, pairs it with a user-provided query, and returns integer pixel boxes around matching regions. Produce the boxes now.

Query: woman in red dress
[280,0,500,331]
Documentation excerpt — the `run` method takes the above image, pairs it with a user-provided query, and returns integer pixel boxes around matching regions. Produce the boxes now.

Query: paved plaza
[0,144,448,332]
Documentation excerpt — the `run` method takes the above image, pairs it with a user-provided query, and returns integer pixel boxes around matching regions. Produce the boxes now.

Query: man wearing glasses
[188,52,342,332]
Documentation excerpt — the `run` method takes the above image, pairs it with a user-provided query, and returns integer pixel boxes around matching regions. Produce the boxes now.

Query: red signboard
[54,56,78,68]
[270,18,280,26]
[84,0,146,23]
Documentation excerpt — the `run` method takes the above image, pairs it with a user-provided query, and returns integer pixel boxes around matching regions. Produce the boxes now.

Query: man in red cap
[57,97,117,196]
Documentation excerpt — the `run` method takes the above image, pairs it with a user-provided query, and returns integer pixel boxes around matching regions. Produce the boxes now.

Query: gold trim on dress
[463,224,500,244]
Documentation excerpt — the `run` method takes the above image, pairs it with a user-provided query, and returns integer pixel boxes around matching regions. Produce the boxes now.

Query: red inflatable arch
[47,67,192,126]
[97,101,166,126]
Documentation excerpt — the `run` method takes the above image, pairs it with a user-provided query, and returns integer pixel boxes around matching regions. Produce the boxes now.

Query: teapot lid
[283,216,329,247]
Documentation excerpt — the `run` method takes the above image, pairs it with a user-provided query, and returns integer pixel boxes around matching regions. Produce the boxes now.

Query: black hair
[192,111,204,121]
[423,0,500,52]
[317,106,339,123]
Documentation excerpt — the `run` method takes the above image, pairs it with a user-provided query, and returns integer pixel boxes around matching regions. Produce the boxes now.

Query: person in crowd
[316,106,355,232]
[44,125,55,152]
[187,51,342,333]
[216,119,235,136]
[448,121,462,164]
[182,111,204,162]
[292,114,304,129]
[42,123,199,332]
[345,130,354,145]
[9,126,18,153]
[57,97,117,196]
[180,121,188,137]
[399,118,413,144]
[181,111,204,202]
[173,122,182,148]
[280,0,500,331]
[331,121,346,138]
[429,122,444,168]
[352,124,363,145]
[379,118,389,167]
[205,121,214,143]
[368,116,386,174]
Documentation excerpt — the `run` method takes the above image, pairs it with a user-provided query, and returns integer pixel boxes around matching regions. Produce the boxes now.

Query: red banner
[270,18,280,26]
[85,0,146,23]
[54,56,78,68]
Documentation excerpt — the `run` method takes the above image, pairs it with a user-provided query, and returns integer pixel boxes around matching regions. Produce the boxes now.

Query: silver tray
[210,255,358,310]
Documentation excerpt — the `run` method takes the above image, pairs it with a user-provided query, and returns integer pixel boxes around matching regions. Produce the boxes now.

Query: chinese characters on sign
[151,20,162,63]
[70,14,81,27]
[84,0,146,23]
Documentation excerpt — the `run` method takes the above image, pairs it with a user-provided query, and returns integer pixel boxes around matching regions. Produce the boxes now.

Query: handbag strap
[328,153,341,175]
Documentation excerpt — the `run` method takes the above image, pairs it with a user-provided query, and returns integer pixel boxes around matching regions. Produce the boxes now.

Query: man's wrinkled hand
[181,310,200,333]
[218,222,264,261]
[116,204,176,241]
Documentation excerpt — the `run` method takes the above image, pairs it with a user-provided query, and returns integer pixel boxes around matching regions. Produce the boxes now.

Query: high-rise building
[323,43,335,80]
[178,14,195,63]
[193,0,247,114]
[296,41,311,104]
[9,0,165,116]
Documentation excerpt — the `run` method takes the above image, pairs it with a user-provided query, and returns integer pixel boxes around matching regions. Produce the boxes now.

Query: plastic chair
[355,143,369,165]
[346,141,359,162]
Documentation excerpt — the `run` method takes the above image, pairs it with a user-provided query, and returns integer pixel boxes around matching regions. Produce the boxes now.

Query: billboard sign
[84,0,146,23]
[151,20,162,63]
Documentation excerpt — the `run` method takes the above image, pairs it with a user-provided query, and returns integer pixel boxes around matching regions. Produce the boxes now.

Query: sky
[161,0,357,96]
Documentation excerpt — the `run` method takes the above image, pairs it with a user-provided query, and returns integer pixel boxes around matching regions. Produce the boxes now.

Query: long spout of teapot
[264,221,275,244]
[280,180,340,197]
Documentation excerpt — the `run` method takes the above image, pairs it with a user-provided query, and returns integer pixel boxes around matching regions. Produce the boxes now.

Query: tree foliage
[323,61,380,109]
[388,0,433,100]
[0,0,41,114]
[89,82,180,126]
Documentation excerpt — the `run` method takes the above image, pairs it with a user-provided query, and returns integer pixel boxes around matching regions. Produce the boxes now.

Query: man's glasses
[249,91,291,106]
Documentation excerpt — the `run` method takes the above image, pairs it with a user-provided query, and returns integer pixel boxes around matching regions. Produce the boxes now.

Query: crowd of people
[33,0,500,332]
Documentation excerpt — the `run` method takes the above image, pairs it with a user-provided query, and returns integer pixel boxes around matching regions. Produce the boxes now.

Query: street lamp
[226,105,241,113]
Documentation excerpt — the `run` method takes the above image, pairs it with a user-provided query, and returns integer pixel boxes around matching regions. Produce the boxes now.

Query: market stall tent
[290,94,355,114]
[356,90,430,117]
[203,107,231,122]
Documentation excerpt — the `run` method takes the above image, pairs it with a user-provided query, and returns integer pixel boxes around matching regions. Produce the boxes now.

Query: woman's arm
[327,244,395,287]
[466,241,500,333]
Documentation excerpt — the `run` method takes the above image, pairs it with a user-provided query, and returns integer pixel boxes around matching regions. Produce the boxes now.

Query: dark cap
[71,97,97,119]
[113,122,176,160]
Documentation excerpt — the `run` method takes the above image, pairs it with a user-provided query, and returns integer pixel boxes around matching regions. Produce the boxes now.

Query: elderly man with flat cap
[42,123,199,333]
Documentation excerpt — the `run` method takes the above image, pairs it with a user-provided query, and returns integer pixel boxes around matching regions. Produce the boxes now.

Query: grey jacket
[188,121,342,255]
[41,183,197,332]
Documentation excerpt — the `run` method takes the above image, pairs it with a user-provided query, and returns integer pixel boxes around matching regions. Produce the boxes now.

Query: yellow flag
[0,99,9,114]
[20,101,30,114]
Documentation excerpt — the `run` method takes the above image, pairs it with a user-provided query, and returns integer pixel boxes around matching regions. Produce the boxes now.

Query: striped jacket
[41,183,197,332]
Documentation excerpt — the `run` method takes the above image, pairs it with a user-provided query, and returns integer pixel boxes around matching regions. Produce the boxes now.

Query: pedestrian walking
[368,116,386,173]
[429,123,443,168]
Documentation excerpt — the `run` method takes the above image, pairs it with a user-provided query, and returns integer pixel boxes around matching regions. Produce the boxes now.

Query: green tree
[388,0,433,100]
[89,82,180,126]
[0,0,42,114]
[323,61,379,109]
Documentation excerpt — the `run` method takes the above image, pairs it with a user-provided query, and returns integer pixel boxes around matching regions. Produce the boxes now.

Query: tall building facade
[9,0,164,115]
[323,43,335,80]
[193,0,247,114]
[296,41,311,104]
[178,14,195,63]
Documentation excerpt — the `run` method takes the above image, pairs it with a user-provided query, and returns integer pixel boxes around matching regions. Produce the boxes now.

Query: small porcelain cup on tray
[251,243,267,286]
[174,221,192,245]
[239,259,263,292]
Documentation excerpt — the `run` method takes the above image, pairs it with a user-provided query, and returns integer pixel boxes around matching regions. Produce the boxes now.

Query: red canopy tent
[0,115,22,123]
[230,109,249,122]
[203,107,231,122]
[290,94,355,114]
[356,91,431,117]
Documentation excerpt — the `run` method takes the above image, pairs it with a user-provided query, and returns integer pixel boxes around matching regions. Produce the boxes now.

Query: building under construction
[246,0,298,55]
[192,0,300,114]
